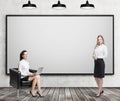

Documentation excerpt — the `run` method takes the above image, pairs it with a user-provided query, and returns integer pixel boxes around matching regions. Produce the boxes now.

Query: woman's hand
[93,56,97,60]
[33,72,38,76]
[29,73,37,77]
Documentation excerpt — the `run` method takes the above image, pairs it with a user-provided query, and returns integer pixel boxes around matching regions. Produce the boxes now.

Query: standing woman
[93,35,108,97]
[18,50,43,97]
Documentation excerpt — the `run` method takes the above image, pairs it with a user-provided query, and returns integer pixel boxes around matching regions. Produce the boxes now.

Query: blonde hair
[95,35,105,48]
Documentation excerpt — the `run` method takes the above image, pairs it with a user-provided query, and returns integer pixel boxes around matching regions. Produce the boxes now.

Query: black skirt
[21,76,29,81]
[94,59,105,78]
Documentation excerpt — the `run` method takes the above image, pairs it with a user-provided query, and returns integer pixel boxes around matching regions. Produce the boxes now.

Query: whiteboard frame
[5,15,114,75]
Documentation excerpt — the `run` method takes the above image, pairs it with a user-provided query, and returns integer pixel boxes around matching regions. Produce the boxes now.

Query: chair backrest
[9,68,21,89]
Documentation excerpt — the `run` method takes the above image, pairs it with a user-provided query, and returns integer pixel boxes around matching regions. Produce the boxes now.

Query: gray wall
[0,0,120,87]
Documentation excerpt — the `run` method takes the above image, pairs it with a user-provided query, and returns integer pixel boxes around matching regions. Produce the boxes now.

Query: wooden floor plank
[65,88,72,101]
[69,88,80,101]
[42,88,55,101]
[103,88,120,101]
[80,88,96,101]
[58,88,65,101]
[0,87,120,101]
[74,87,87,101]
[51,88,59,101]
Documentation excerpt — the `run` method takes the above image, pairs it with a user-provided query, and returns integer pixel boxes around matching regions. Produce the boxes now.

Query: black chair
[9,68,37,98]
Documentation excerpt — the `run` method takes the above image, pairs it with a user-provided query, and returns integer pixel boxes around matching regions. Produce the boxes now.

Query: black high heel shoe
[101,90,104,94]
[30,91,37,97]
[37,91,44,97]
[96,90,104,97]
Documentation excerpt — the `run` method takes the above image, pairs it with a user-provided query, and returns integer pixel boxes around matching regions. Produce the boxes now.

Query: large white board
[6,15,114,74]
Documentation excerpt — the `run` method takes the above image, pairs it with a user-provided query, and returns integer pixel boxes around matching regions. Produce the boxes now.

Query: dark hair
[20,50,27,60]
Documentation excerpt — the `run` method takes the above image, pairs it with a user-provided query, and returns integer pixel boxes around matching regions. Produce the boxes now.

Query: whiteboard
[6,15,114,75]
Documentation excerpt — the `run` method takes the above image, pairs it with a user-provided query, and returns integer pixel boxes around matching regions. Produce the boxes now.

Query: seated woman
[18,50,43,97]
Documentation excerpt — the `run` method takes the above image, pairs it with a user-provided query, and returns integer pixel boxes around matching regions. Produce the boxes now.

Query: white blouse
[18,59,32,77]
[93,44,108,59]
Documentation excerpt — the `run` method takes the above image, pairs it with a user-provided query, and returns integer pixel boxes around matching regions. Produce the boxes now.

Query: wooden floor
[0,87,120,101]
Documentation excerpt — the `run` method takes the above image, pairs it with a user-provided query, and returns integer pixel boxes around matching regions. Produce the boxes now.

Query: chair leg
[26,88,30,94]
[17,89,19,99]
[9,84,11,92]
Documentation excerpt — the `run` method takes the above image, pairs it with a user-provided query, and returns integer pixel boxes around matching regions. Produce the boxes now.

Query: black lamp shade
[80,0,94,9]
[52,1,66,9]
[22,0,36,9]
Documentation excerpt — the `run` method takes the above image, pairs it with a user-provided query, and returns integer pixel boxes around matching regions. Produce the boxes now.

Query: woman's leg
[28,76,37,95]
[95,77,100,95]
[95,77,99,87]
[98,78,103,92]
[35,75,43,95]
[28,75,43,95]
[97,78,103,96]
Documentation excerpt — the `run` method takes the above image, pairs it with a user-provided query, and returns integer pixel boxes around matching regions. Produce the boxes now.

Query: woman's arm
[18,61,34,76]
[93,49,97,60]
[18,62,24,75]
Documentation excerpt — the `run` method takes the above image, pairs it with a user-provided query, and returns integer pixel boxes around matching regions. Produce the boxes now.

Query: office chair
[9,68,37,98]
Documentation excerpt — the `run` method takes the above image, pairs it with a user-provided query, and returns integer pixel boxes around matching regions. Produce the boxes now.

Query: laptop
[36,67,44,75]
